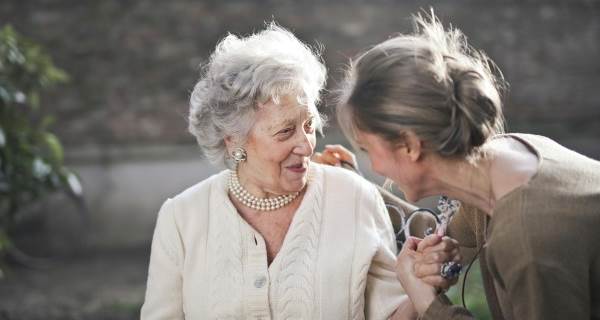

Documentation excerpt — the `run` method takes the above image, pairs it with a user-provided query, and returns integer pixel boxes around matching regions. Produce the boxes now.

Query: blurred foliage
[447,259,492,319]
[0,25,83,273]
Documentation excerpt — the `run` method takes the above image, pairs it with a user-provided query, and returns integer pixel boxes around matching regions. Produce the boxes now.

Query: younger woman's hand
[312,144,358,171]
[414,235,462,291]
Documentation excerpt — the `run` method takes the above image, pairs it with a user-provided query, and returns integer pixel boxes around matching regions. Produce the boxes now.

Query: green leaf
[45,66,69,84]
[43,132,63,164]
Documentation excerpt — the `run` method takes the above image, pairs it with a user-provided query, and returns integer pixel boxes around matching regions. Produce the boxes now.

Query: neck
[236,163,276,198]
[427,154,497,215]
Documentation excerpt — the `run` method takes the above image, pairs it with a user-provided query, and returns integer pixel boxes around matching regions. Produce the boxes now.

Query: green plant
[0,25,83,272]
[447,260,492,319]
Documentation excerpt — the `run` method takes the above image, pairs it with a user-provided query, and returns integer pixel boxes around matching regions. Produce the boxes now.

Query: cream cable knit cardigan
[141,163,405,319]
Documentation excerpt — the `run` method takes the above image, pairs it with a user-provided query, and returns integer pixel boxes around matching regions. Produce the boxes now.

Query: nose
[293,131,314,157]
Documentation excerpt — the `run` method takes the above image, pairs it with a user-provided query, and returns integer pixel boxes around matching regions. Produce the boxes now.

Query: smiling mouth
[286,162,307,173]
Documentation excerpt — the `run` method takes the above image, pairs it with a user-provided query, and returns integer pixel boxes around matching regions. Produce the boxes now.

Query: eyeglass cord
[461,243,484,309]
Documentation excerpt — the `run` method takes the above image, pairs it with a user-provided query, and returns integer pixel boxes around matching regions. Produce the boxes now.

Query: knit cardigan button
[254,275,267,288]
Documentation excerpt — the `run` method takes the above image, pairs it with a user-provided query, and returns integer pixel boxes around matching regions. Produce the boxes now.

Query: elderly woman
[334,12,600,320]
[140,25,458,319]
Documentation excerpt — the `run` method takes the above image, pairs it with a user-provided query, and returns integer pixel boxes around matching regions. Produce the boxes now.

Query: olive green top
[424,133,600,320]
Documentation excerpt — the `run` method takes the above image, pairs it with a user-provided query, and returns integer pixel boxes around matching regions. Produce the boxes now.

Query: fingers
[417,249,461,264]
[401,236,422,252]
[323,150,343,166]
[314,144,359,169]
[324,144,357,167]
[415,261,460,290]
[422,236,460,255]
[414,261,443,278]
[411,235,462,292]
[324,144,354,159]
[416,234,442,253]
[311,152,323,163]
[312,150,341,167]
[414,250,462,281]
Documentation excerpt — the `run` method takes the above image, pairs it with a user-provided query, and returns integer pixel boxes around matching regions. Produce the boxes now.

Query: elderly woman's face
[240,95,317,194]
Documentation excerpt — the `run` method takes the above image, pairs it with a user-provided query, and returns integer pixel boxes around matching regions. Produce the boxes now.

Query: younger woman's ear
[403,130,423,162]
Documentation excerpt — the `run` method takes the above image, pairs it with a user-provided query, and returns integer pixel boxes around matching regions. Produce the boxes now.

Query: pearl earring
[231,147,247,163]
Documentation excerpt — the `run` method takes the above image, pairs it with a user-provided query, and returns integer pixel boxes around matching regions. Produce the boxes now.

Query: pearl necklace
[228,170,300,211]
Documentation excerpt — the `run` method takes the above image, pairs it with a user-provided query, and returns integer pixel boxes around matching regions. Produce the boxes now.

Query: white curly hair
[188,23,327,168]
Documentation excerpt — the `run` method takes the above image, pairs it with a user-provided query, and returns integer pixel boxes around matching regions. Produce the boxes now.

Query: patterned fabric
[141,163,405,320]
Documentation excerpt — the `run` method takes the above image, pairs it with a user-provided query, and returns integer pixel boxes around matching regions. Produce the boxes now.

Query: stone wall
[2,1,599,249]
[1,0,599,155]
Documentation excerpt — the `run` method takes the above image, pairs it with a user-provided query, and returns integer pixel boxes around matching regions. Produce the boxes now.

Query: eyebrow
[275,118,296,128]
[270,113,315,132]
[268,118,295,133]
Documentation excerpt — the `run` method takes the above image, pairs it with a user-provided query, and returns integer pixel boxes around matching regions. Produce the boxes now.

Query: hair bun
[337,11,506,159]
[436,59,503,156]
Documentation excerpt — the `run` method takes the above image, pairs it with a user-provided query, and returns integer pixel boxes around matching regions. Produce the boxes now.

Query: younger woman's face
[236,95,317,195]
[355,130,426,202]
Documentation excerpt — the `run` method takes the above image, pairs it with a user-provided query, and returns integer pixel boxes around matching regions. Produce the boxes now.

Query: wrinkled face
[355,130,426,202]
[236,95,317,195]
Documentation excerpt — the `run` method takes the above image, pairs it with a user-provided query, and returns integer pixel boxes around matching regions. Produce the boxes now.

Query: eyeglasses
[386,205,442,248]
[387,195,461,248]
[388,198,473,308]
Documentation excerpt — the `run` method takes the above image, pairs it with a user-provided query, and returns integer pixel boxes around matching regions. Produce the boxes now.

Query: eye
[304,118,315,133]
[277,126,295,136]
